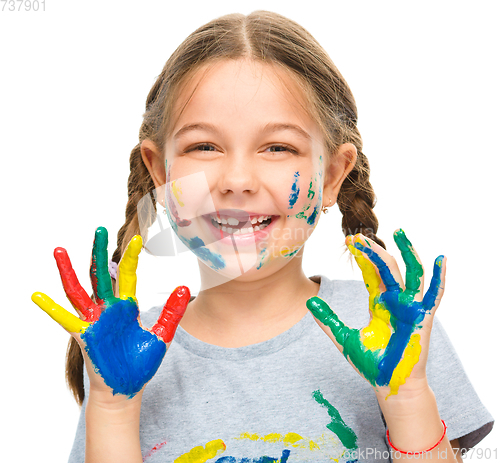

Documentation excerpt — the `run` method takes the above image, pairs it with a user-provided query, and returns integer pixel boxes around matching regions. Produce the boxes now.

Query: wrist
[378,382,445,453]
[85,389,144,463]
[87,387,144,416]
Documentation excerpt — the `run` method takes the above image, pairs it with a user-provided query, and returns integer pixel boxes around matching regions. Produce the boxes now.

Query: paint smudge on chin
[280,246,302,258]
[180,236,226,270]
[256,247,270,270]
[143,441,167,461]
[288,171,300,209]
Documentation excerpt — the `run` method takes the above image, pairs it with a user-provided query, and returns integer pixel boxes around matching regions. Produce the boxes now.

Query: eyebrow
[173,122,312,142]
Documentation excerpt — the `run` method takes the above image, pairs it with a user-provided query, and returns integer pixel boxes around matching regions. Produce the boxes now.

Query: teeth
[211,214,271,224]
[210,214,273,234]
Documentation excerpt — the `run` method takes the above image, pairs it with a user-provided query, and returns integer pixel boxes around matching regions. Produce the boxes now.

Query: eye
[188,143,216,152]
[265,144,299,155]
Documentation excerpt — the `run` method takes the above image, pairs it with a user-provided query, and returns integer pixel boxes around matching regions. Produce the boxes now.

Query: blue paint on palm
[353,242,443,386]
[81,299,166,397]
[288,172,300,209]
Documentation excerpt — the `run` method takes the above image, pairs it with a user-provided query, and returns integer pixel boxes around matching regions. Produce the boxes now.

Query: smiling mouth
[208,212,276,235]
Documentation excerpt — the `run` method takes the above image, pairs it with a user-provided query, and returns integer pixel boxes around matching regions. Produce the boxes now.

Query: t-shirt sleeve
[426,316,494,450]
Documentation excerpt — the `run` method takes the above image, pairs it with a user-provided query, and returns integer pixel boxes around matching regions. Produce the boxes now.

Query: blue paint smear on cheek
[81,299,166,397]
[306,204,320,225]
[180,236,226,270]
[288,172,300,209]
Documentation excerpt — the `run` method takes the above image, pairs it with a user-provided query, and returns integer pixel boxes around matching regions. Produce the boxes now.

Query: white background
[1,0,498,461]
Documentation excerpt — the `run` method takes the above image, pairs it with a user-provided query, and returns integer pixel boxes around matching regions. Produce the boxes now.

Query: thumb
[306,296,352,349]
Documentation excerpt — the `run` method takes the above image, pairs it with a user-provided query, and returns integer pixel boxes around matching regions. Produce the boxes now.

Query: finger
[306,296,354,349]
[31,292,90,334]
[118,235,143,301]
[393,229,424,301]
[422,255,446,314]
[351,234,403,293]
[90,227,114,305]
[151,286,191,343]
[346,235,383,303]
[54,247,101,323]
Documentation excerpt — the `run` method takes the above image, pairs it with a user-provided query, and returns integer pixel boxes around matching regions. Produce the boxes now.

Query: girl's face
[160,59,341,284]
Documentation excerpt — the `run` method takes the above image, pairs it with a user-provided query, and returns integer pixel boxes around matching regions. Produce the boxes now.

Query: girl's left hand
[306,229,446,400]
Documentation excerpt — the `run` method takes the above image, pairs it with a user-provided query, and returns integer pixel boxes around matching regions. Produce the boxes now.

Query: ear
[141,139,166,189]
[322,143,357,208]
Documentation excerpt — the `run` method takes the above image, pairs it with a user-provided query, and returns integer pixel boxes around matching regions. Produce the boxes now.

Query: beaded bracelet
[386,420,447,455]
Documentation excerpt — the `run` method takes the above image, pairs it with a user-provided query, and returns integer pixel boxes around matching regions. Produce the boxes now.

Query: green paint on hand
[306,296,380,385]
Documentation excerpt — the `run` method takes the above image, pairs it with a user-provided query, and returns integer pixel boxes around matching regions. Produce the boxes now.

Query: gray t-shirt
[68,276,494,462]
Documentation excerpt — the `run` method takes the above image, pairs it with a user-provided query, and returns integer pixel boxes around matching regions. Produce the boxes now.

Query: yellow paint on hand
[360,302,392,350]
[32,292,89,333]
[386,333,422,399]
[174,439,226,463]
[349,244,392,350]
[118,235,142,301]
[172,180,184,207]
[348,244,383,307]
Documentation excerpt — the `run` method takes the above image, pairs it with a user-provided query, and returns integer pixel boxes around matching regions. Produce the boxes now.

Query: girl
[31,10,493,463]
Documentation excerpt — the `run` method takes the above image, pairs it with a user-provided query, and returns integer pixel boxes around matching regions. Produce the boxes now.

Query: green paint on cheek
[307,181,315,200]
[312,390,358,450]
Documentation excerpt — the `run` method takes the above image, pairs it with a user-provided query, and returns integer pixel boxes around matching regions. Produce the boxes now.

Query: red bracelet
[386,420,447,455]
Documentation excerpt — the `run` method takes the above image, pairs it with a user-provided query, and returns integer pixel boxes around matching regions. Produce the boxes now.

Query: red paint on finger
[54,247,101,322]
[151,286,190,343]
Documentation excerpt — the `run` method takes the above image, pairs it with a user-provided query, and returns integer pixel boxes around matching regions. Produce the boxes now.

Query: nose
[217,152,259,197]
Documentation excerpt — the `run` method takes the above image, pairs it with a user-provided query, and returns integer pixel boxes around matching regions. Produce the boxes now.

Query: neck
[179,251,319,347]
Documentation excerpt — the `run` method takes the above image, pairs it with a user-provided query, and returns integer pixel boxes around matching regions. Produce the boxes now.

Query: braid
[112,140,157,267]
[337,149,386,249]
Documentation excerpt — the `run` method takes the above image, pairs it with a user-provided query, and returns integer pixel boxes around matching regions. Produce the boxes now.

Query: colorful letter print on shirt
[144,390,359,463]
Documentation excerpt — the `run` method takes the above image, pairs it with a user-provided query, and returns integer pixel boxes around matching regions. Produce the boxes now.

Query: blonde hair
[67,10,384,405]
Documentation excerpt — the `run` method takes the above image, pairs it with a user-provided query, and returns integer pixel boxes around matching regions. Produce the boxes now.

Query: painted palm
[31,227,190,398]
[307,229,446,397]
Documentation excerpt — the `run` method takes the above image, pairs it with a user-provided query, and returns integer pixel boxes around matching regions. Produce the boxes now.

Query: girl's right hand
[31,226,190,402]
